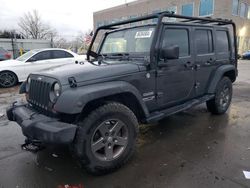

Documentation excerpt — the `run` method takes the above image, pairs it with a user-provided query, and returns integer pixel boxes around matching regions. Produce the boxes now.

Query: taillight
[4,53,11,59]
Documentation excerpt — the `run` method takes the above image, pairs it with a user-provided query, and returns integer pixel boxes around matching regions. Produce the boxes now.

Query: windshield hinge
[68,77,77,88]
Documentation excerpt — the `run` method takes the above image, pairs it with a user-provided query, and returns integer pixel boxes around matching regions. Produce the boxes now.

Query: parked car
[241,50,250,60]
[0,48,85,87]
[0,47,11,61]
[7,12,237,175]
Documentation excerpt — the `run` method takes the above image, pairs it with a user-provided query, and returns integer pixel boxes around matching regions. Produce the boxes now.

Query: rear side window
[52,50,74,59]
[216,31,229,53]
[162,28,190,57]
[195,29,213,54]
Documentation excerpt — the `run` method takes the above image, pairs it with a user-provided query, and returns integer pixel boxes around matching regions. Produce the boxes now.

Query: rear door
[156,25,195,108]
[193,27,216,97]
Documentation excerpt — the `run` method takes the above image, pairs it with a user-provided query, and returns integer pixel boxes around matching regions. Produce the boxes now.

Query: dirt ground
[0,61,250,188]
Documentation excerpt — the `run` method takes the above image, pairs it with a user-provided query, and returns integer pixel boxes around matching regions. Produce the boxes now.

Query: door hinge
[195,82,200,89]
[156,92,164,99]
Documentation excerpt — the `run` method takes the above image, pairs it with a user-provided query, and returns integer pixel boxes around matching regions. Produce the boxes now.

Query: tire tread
[74,102,138,175]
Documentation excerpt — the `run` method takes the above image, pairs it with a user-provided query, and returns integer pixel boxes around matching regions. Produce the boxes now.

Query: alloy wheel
[219,85,230,109]
[0,72,16,87]
[91,119,128,161]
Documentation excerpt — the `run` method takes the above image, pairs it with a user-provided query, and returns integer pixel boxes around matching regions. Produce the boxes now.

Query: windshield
[100,26,155,55]
[16,49,40,61]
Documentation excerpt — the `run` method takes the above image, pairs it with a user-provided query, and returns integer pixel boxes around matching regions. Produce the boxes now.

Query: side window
[195,29,213,54]
[162,28,189,57]
[64,51,74,58]
[216,31,229,53]
[32,51,52,61]
[52,50,74,59]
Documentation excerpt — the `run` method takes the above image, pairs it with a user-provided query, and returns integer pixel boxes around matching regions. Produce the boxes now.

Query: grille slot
[29,79,50,110]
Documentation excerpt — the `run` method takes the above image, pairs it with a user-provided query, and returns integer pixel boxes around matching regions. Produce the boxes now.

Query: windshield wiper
[96,54,109,65]
[105,53,130,61]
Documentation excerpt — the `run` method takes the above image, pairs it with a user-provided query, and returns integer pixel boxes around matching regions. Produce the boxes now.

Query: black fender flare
[54,81,149,116]
[207,64,236,94]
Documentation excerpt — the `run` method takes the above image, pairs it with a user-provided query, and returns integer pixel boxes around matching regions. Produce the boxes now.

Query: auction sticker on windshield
[135,30,153,39]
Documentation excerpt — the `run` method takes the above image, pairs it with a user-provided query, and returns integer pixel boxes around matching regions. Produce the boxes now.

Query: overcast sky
[0,0,135,38]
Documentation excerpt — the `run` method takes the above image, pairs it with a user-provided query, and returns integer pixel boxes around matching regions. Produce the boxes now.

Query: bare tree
[53,37,69,48]
[0,30,23,39]
[18,10,57,40]
[76,31,85,44]
[75,30,93,54]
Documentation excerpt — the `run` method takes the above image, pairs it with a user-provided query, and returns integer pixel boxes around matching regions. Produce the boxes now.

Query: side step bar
[146,94,214,123]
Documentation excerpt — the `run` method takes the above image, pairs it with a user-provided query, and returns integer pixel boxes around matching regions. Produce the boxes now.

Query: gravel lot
[0,61,250,188]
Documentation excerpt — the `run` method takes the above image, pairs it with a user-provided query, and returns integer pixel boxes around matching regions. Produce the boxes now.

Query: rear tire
[73,102,138,175]
[206,77,232,115]
[0,71,18,88]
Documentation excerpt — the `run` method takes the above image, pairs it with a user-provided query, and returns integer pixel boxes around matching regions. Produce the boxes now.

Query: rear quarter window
[216,30,229,53]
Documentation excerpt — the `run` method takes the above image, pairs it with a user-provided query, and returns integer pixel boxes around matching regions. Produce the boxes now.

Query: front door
[24,50,53,77]
[157,26,195,108]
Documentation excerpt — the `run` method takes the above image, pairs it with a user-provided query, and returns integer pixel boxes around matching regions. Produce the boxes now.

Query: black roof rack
[95,11,234,30]
[87,11,237,67]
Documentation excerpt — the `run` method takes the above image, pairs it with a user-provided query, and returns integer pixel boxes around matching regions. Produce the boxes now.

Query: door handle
[184,61,193,68]
[194,64,201,70]
[205,61,211,65]
[205,58,214,65]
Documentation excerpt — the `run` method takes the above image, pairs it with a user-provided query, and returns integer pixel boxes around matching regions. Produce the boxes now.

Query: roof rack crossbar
[96,11,233,30]
[188,20,212,24]
[87,11,237,63]
[180,19,198,23]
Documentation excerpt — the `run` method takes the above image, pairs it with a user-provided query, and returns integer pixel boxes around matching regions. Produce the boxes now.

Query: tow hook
[21,139,45,153]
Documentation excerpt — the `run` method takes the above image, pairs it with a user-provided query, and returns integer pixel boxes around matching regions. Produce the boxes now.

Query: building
[94,0,250,54]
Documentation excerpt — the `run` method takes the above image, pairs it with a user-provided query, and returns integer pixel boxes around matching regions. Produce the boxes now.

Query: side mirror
[27,57,36,62]
[160,45,179,60]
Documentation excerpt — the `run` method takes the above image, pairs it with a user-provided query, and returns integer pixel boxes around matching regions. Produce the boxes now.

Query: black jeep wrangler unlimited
[7,12,238,174]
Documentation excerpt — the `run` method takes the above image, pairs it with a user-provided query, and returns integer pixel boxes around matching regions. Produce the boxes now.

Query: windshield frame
[97,24,156,58]
[87,11,238,69]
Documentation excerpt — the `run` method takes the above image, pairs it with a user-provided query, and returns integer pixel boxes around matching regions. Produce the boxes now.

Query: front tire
[206,77,232,114]
[73,102,138,175]
[0,71,18,88]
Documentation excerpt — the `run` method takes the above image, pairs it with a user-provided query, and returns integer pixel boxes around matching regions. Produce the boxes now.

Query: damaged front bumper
[6,102,77,145]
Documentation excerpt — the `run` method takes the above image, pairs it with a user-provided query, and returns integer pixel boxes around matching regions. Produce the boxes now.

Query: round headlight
[53,82,61,97]
[26,76,31,92]
[50,82,61,102]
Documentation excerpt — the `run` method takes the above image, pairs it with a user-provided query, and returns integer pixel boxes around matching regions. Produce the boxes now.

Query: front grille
[28,79,51,110]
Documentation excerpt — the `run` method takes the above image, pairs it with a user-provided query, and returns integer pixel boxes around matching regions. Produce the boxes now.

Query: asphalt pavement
[0,61,250,188]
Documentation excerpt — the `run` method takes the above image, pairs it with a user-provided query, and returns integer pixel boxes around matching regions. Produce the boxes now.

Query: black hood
[39,61,141,85]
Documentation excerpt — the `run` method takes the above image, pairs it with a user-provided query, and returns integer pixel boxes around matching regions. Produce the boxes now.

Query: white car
[0,48,86,88]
